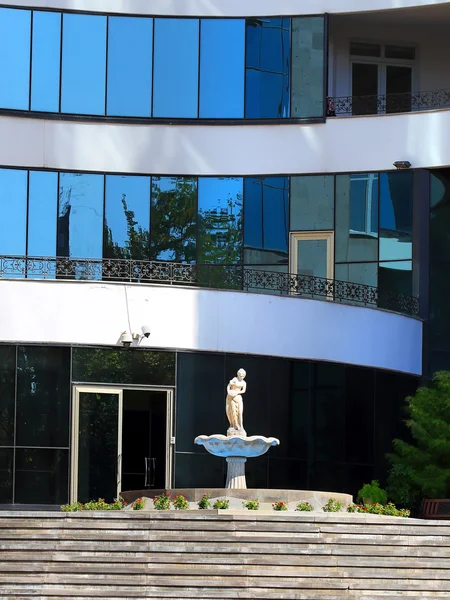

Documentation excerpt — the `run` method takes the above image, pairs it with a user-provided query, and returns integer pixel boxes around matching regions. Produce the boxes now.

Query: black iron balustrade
[327,88,450,116]
[0,255,419,317]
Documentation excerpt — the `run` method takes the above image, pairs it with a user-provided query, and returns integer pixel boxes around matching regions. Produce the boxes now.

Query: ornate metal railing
[327,88,450,116]
[0,255,419,317]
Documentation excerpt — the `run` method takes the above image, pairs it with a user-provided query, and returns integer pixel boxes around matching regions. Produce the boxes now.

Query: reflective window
[335,262,378,287]
[0,169,28,255]
[379,261,412,298]
[61,14,107,115]
[0,8,31,110]
[0,449,13,503]
[245,18,290,118]
[336,174,379,263]
[150,177,197,263]
[0,346,15,446]
[244,177,289,265]
[199,19,245,118]
[16,346,70,447]
[198,178,243,264]
[104,175,150,259]
[430,169,450,261]
[28,171,58,256]
[15,448,68,504]
[31,11,61,112]
[153,19,199,118]
[291,17,325,118]
[58,173,104,259]
[379,172,412,261]
[290,175,333,231]
[107,17,153,117]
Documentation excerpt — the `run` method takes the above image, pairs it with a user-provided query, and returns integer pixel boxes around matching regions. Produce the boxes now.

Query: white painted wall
[330,17,450,98]
[4,0,450,16]
[0,280,422,375]
[1,111,450,175]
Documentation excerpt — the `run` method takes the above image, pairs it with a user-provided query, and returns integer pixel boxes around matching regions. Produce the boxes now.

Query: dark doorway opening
[122,390,167,492]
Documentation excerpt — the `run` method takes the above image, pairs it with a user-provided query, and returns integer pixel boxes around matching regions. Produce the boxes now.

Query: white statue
[226,368,247,437]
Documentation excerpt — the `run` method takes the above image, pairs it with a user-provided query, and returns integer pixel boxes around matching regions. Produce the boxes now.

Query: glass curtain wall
[0,8,326,120]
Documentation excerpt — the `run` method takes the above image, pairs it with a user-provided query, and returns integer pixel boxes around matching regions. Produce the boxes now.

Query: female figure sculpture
[226,368,247,437]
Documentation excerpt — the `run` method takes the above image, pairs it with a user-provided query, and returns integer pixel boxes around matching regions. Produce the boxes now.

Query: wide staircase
[0,510,449,599]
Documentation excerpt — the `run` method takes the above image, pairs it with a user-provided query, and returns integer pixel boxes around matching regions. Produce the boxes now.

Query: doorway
[351,62,413,115]
[70,386,173,503]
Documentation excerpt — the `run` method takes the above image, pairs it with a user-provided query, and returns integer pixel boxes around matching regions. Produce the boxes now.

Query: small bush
[272,501,288,511]
[153,494,171,510]
[347,504,359,513]
[322,498,342,512]
[357,480,387,505]
[347,502,410,518]
[60,497,126,512]
[242,499,259,510]
[296,501,314,512]
[213,498,230,510]
[197,493,212,510]
[172,494,190,510]
[133,497,146,511]
[61,502,85,512]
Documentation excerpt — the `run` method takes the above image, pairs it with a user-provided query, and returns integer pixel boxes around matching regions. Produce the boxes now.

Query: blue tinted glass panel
[150,177,197,263]
[244,177,289,265]
[153,19,199,118]
[379,171,412,261]
[31,11,61,112]
[198,178,243,264]
[107,17,153,117]
[0,169,27,255]
[200,19,245,118]
[28,171,58,256]
[0,8,31,110]
[61,14,107,115]
[245,18,290,118]
[105,175,151,259]
[58,173,104,259]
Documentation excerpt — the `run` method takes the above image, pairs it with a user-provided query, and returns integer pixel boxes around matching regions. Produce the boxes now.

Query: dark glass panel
[15,448,68,505]
[0,8,31,110]
[350,42,381,57]
[58,173,104,260]
[198,178,243,264]
[379,172,412,261]
[199,19,245,118]
[288,362,310,460]
[430,262,450,349]
[429,351,450,375]
[385,45,415,60]
[150,177,197,263]
[244,177,288,265]
[290,175,333,231]
[291,17,325,118]
[176,352,225,453]
[107,17,153,117]
[268,458,308,490]
[245,455,268,489]
[104,175,150,260]
[335,263,378,287]
[345,366,375,464]
[245,17,290,118]
[31,11,61,112]
[28,171,58,257]
[16,346,70,447]
[0,169,27,256]
[175,453,225,488]
[61,14,107,115]
[379,261,412,302]
[352,63,378,116]
[153,19,199,118]
[336,173,378,263]
[72,348,175,386]
[0,449,13,503]
[0,346,15,447]
[430,169,450,261]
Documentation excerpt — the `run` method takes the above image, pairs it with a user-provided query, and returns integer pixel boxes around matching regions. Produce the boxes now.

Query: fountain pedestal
[194,434,280,490]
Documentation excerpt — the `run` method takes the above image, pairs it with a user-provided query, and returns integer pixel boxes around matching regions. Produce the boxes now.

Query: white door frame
[289,231,335,280]
[70,385,174,503]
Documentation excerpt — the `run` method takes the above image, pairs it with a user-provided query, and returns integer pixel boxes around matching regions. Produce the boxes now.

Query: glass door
[352,63,379,115]
[71,386,123,503]
[386,65,412,113]
[290,232,334,297]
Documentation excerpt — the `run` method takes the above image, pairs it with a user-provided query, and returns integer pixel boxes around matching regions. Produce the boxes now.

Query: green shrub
[172,494,189,510]
[357,480,387,505]
[272,501,288,511]
[60,497,126,512]
[132,497,146,511]
[347,502,410,518]
[296,501,314,512]
[213,498,230,510]
[153,494,171,510]
[197,493,212,510]
[242,499,259,510]
[322,498,342,512]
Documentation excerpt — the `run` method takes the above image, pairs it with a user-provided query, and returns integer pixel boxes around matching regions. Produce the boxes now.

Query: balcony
[0,255,419,318]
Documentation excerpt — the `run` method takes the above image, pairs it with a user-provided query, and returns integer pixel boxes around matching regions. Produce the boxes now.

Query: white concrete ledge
[3,0,450,17]
[1,110,450,175]
[0,279,422,375]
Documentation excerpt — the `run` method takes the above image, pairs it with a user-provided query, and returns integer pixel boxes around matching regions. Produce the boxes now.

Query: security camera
[141,325,151,339]
[120,332,133,348]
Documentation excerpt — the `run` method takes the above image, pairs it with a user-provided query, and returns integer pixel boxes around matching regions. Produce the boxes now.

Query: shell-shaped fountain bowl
[194,434,280,458]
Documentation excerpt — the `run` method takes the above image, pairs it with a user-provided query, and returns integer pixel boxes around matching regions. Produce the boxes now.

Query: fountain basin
[194,434,280,458]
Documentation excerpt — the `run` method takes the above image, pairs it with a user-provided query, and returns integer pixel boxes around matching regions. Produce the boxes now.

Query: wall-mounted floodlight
[393,160,411,170]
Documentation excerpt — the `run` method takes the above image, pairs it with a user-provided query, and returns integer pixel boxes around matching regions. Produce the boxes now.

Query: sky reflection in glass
[31,11,61,112]
[28,171,58,256]
[0,8,31,110]
[0,169,27,255]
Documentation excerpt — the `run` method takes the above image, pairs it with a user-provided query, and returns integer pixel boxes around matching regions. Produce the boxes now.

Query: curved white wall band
[0,111,449,175]
[3,0,450,17]
[0,280,423,375]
